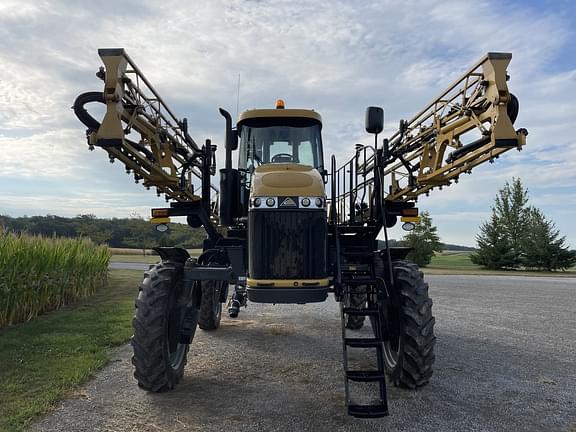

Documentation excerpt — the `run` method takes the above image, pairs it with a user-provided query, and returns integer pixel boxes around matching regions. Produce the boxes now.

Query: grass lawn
[424,251,576,277]
[0,269,143,432]
[109,254,160,264]
[428,251,483,270]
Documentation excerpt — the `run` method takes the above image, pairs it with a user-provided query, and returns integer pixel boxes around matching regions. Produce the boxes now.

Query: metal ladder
[339,260,389,418]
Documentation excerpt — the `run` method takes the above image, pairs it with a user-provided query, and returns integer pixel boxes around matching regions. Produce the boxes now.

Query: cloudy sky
[0,0,574,246]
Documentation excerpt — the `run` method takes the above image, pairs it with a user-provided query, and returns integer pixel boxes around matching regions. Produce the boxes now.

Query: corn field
[0,230,110,328]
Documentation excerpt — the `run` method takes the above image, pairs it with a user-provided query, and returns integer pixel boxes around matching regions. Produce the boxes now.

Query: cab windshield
[238,120,323,171]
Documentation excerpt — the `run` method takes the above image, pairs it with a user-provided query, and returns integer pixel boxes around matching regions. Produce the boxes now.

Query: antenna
[235,73,241,120]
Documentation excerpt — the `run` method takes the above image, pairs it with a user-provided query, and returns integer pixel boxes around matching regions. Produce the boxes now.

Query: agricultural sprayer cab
[74,48,527,417]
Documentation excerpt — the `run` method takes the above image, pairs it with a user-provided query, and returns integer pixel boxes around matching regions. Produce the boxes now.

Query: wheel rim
[214,282,223,320]
[169,343,187,369]
[167,304,186,369]
[383,303,402,368]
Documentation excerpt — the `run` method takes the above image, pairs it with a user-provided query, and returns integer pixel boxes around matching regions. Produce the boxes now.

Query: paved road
[32,275,576,432]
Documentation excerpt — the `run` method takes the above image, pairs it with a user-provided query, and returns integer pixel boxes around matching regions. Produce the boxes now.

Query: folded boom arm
[383,52,527,201]
[330,52,527,226]
[73,48,219,214]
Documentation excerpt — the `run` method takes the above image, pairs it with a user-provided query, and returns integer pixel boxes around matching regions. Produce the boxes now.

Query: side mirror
[319,167,329,184]
[365,106,384,134]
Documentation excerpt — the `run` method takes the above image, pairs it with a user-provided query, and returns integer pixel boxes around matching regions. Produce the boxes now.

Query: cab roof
[238,108,322,125]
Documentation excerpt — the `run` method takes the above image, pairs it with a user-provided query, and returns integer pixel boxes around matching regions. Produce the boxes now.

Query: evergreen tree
[403,211,443,267]
[472,177,575,271]
[470,213,516,269]
[471,178,529,269]
[521,208,576,271]
[495,178,529,267]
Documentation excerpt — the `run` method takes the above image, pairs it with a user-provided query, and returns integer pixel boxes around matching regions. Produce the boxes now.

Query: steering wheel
[271,153,294,163]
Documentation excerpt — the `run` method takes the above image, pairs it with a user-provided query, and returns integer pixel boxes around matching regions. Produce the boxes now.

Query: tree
[471,178,529,269]
[403,211,443,267]
[470,213,516,269]
[472,178,575,271]
[521,208,576,271]
[0,214,206,249]
[76,214,112,245]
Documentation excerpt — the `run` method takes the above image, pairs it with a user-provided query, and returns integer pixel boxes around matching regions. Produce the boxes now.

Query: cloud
[0,0,574,246]
[0,129,90,177]
[0,191,161,220]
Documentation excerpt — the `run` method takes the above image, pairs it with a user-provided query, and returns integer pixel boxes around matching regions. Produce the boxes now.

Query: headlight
[253,197,261,207]
[315,197,324,208]
[301,198,311,207]
[266,198,276,207]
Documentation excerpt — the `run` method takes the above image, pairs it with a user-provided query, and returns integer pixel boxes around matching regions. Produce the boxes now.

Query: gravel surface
[32,275,576,432]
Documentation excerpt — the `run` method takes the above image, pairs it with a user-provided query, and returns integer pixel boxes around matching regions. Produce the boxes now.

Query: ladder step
[344,338,382,348]
[348,403,389,418]
[343,307,379,317]
[346,370,385,382]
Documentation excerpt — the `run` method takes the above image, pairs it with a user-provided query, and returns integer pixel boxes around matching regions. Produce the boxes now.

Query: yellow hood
[251,164,325,197]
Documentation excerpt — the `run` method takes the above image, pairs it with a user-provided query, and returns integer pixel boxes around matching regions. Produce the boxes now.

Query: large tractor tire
[375,258,436,389]
[131,262,198,391]
[198,279,224,330]
[344,286,367,330]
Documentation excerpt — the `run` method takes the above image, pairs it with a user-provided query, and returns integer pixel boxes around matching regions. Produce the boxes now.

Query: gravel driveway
[32,275,576,432]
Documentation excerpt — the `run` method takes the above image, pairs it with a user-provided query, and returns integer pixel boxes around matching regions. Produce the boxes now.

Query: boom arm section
[73,48,219,211]
[377,52,527,201]
[330,52,527,227]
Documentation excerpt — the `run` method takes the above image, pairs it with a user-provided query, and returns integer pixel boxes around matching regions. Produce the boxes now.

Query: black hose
[73,92,105,130]
[446,93,520,163]
[446,136,490,163]
[74,92,157,164]
[507,93,519,124]
[131,142,156,162]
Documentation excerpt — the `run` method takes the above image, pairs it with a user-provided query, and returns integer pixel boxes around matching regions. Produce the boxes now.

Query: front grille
[249,210,327,279]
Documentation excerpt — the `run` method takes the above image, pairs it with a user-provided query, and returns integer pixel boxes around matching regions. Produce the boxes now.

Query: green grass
[110,249,202,264]
[0,269,143,432]
[425,251,576,277]
[110,254,160,264]
[427,251,483,270]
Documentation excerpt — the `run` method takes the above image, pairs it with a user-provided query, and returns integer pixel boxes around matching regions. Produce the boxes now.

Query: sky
[0,0,574,247]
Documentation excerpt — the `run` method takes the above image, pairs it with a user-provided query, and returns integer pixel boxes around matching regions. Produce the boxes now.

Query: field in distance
[110,248,575,276]
[427,250,576,277]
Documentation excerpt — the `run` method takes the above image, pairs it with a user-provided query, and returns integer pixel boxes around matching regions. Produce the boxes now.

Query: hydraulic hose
[73,91,104,130]
[446,93,519,163]
[73,92,158,163]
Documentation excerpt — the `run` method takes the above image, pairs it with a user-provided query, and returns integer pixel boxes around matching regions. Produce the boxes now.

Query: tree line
[384,178,574,271]
[0,214,206,250]
[2,179,573,271]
